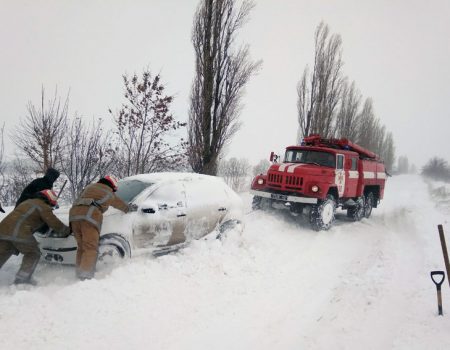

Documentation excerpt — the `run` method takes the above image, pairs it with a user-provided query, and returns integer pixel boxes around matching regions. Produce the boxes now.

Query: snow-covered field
[1,174,449,350]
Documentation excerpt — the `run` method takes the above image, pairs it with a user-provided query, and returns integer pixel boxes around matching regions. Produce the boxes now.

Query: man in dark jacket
[15,168,60,208]
[0,190,70,285]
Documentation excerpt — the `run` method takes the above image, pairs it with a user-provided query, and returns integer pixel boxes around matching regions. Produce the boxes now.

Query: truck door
[335,154,345,197]
[346,156,359,197]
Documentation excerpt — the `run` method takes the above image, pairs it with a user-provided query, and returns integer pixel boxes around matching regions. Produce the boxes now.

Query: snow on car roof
[120,172,226,185]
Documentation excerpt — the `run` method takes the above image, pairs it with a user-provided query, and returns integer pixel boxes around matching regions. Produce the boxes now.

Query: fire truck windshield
[284,150,336,168]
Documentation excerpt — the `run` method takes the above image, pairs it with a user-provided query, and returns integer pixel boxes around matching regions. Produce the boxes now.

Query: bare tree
[355,98,377,150]
[297,22,344,140]
[381,132,395,172]
[0,157,34,206]
[12,87,69,172]
[422,157,450,182]
[253,159,270,176]
[218,157,251,192]
[109,69,187,177]
[397,155,410,174]
[188,0,261,175]
[60,117,116,201]
[0,123,6,197]
[335,80,361,140]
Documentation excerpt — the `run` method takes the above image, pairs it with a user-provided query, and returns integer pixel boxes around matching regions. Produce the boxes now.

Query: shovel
[431,271,445,316]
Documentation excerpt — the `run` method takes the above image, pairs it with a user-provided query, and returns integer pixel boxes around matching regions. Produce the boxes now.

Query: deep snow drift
[0,174,449,350]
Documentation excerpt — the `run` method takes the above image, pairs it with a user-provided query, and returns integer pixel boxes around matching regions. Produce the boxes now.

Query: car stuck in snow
[35,173,244,264]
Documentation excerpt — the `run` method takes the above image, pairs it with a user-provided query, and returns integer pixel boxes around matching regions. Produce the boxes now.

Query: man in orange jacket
[69,175,131,280]
[0,190,70,285]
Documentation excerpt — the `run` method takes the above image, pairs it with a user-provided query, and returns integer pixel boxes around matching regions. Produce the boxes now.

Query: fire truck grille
[267,173,303,189]
[285,175,303,188]
[268,173,283,184]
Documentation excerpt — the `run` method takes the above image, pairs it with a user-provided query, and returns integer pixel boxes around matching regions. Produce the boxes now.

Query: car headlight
[257,178,264,185]
[311,185,319,192]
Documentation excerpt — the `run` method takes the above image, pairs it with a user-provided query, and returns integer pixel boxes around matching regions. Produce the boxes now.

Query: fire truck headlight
[257,178,264,185]
[311,185,319,193]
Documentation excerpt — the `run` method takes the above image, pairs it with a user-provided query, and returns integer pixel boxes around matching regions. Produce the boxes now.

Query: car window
[147,182,186,207]
[116,180,153,203]
[184,179,227,208]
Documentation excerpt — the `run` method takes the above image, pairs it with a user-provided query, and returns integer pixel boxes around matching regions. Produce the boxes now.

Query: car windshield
[284,150,336,168]
[116,180,154,202]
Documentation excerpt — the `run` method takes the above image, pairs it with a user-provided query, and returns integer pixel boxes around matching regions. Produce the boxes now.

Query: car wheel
[98,234,131,264]
[216,219,242,239]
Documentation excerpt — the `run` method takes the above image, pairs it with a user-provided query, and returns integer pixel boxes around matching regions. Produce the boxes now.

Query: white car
[35,173,244,264]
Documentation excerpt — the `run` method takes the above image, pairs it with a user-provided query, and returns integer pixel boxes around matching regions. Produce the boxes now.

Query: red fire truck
[250,135,387,231]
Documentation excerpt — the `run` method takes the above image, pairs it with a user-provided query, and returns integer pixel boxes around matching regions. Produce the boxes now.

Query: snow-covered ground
[0,174,449,350]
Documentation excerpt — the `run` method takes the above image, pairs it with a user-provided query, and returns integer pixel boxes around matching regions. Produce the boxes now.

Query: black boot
[14,277,38,286]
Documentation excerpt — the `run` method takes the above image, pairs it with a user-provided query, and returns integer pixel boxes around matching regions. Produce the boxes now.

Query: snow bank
[0,174,449,350]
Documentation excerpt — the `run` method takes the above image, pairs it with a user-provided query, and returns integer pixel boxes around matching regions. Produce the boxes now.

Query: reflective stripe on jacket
[69,183,129,231]
[0,198,69,243]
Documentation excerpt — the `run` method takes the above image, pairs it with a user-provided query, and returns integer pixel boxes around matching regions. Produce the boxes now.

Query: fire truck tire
[347,197,364,221]
[310,195,336,231]
[364,192,374,218]
[252,196,262,210]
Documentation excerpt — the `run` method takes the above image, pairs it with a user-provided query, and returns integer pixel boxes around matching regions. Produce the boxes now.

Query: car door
[183,178,229,240]
[132,181,187,248]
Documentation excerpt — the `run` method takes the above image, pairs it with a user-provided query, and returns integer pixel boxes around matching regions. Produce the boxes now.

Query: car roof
[120,172,226,186]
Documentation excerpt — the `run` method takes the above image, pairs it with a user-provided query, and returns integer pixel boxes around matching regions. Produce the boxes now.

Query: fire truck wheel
[347,197,364,221]
[364,192,374,218]
[310,195,336,231]
[252,196,262,210]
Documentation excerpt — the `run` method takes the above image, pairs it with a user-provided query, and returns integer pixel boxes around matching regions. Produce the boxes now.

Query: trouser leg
[71,221,83,270]
[0,240,14,268]
[75,221,99,280]
[13,241,41,283]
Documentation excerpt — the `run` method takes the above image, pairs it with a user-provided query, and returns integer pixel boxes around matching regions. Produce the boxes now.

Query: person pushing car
[15,167,60,208]
[0,190,70,285]
[69,175,134,280]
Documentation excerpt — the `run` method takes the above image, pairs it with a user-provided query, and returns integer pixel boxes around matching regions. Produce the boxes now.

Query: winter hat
[98,175,119,192]
[45,168,60,182]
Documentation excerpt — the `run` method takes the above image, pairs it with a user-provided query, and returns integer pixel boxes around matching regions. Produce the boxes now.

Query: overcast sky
[1,0,449,168]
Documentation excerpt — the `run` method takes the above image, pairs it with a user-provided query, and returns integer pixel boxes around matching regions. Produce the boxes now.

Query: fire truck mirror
[270,152,279,163]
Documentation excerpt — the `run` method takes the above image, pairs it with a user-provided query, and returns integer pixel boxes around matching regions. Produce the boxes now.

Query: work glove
[128,203,139,212]
[50,226,71,238]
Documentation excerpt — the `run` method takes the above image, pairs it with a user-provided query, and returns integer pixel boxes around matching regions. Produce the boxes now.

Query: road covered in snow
[0,174,449,350]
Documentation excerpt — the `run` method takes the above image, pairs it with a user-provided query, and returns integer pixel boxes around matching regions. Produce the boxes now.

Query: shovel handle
[431,271,445,287]
[438,225,450,289]
[431,271,445,316]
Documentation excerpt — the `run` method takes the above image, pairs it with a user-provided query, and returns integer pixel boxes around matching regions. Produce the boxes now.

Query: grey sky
[1,0,449,168]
